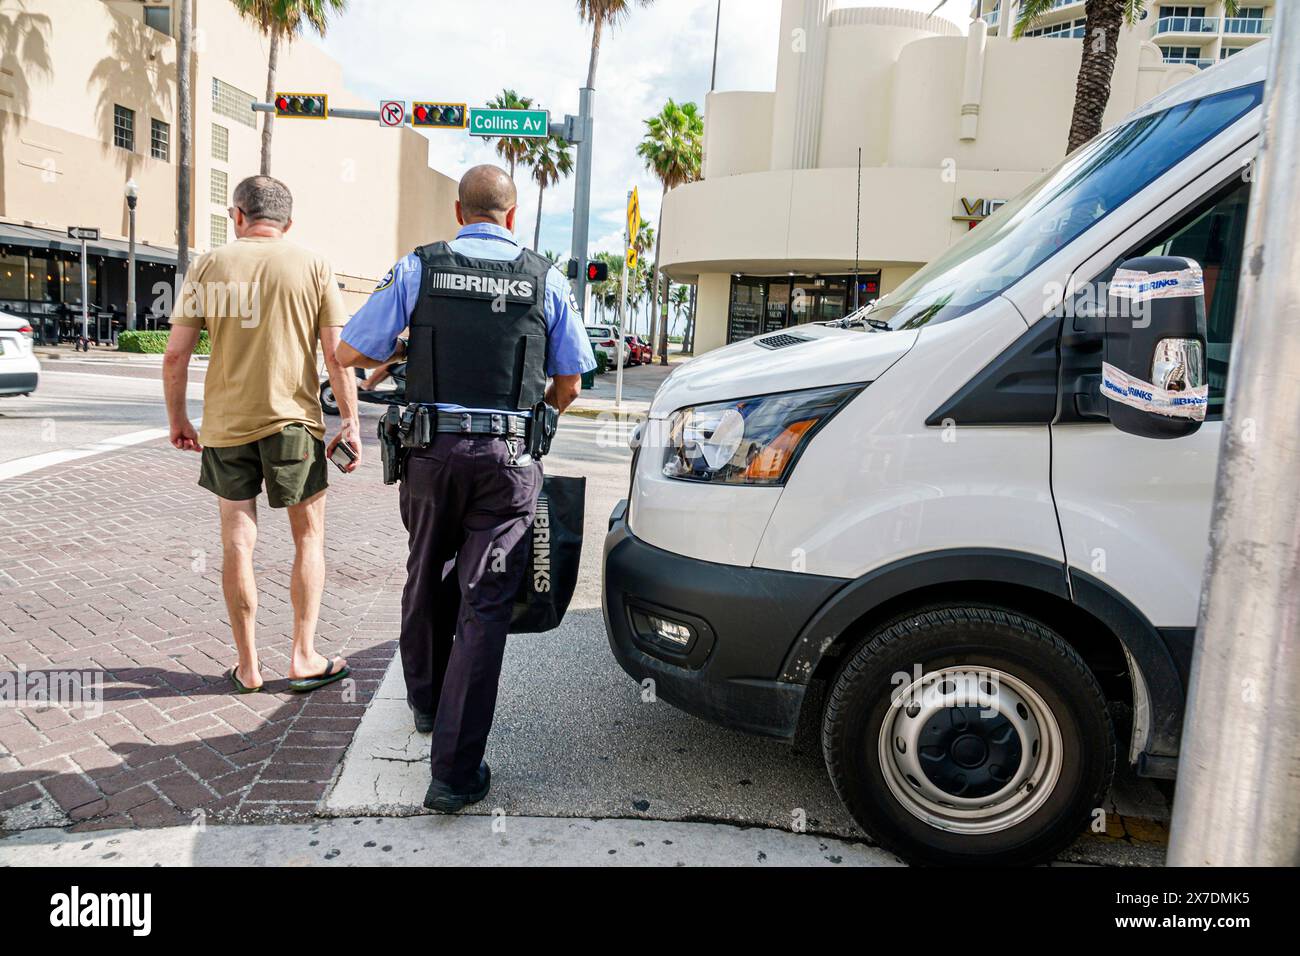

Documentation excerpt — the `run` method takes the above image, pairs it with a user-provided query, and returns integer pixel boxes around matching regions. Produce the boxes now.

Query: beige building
[658,1,1223,354]
[0,0,459,343]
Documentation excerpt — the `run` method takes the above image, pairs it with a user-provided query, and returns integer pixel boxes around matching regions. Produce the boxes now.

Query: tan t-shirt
[172,237,347,447]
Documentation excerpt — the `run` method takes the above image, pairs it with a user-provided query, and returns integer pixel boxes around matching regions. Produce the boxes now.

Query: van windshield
[865,83,1263,331]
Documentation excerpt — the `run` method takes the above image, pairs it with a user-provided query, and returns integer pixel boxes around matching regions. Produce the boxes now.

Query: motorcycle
[320,362,406,416]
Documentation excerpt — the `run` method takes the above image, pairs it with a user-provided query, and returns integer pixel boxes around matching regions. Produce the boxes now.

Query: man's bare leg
[218,497,261,687]
[285,489,347,679]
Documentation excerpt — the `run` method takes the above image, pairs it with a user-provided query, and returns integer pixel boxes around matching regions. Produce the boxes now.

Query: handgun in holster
[378,405,406,485]
[527,401,560,459]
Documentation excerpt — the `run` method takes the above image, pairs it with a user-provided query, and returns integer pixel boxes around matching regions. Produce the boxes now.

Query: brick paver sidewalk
[0,430,406,832]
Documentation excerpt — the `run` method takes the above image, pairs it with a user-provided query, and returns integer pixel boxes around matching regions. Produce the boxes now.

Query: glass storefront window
[727,277,766,342]
[727,273,880,343]
[0,254,27,301]
[764,282,790,333]
[30,256,58,303]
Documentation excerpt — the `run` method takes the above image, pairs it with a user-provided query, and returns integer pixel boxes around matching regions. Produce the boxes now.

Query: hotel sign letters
[953,197,1006,229]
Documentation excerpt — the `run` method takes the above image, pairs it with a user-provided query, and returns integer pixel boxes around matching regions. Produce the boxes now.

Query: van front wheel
[822,605,1114,866]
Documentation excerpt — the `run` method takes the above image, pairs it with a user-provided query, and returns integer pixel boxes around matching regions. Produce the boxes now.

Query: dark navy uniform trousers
[398,433,542,790]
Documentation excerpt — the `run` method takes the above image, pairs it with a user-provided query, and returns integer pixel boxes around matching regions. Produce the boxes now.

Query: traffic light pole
[616,193,629,411]
[568,87,595,310]
[1167,3,1300,866]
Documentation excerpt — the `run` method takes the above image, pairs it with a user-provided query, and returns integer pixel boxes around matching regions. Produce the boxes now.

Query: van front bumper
[602,500,844,739]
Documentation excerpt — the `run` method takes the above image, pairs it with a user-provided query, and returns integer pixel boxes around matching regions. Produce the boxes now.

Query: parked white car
[0,311,39,398]
[585,324,630,368]
[604,48,1268,865]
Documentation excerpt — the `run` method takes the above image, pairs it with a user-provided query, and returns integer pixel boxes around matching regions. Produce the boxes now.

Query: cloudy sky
[313,0,970,259]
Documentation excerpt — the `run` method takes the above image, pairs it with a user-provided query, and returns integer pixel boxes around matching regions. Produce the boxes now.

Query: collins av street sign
[467,107,549,138]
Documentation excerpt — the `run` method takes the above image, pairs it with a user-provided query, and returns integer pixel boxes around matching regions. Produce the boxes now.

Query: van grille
[755,333,812,350]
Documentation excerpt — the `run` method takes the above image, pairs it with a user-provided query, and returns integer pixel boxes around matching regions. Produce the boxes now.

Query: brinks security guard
[338,165,595,811]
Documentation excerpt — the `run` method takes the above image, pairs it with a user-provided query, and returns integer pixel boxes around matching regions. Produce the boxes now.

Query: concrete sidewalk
[0,815,898,866]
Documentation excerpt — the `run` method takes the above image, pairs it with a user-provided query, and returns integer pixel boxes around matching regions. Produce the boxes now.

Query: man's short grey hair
[232,175,293,226]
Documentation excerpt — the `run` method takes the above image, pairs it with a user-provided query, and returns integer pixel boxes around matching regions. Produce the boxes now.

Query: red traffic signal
[412,102,466,129]
[274,92,328,119]
[567,260,609,281]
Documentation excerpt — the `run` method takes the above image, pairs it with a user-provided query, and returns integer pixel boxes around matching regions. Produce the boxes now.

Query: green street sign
[467,107,549,138]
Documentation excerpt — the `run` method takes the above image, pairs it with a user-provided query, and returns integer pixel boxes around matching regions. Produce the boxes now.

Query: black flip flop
[288,658,351,694]
[228,665,262,694]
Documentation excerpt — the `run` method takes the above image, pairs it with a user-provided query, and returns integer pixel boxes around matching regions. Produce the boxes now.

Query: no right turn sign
[378,100,406,127]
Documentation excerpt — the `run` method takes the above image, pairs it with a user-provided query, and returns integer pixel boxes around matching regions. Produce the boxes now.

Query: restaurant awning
[0,221,179,267]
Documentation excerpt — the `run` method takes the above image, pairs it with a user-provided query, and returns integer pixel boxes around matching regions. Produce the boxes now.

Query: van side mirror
[1102,256,1208,439]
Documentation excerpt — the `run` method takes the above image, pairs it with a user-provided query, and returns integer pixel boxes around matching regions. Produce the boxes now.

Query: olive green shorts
[198,424,328,508]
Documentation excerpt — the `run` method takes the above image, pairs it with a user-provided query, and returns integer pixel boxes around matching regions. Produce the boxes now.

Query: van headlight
[660,384,864,485]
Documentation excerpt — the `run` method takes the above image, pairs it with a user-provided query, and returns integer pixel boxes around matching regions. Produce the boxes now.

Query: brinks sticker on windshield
[1110,265,1204,302]
[1101,362,1207,421]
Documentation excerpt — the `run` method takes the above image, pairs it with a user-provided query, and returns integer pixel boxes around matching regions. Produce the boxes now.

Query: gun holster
[527,401,560,460]
[378,405,407,485]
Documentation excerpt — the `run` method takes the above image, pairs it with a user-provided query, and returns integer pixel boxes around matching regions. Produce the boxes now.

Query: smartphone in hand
[329,440,358,473]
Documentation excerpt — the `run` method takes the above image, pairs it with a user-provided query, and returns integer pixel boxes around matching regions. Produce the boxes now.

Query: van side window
[1130,178,1251,414]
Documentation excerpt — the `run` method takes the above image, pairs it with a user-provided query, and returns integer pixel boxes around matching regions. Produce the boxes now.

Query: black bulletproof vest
[406,241,552,410]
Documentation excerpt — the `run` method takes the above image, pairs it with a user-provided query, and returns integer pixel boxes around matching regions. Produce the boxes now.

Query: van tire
[821,604,1114,866]
[320,382,339,417]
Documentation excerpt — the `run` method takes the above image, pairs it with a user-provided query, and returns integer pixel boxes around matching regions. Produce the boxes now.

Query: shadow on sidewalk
[0,648,392,834]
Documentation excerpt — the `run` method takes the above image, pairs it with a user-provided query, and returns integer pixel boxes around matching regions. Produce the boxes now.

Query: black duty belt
[381,403,558,483]
[433,410,528,438]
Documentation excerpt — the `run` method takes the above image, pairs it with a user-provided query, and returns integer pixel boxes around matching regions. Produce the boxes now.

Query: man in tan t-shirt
[163,175,359,696]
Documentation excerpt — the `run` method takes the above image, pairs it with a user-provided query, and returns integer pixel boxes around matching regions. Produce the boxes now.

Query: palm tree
[232,0,348,176]
[576,0,655,89]
[593,251,624,324]
[636,98,703,363]
[485,89,535,180]
[524,133,575,251]
[176,0,192,287]
[1012,0,1238,152]
[670,283,689,338]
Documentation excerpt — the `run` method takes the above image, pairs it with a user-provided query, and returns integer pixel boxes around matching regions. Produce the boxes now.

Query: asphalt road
[0,357,205,467]
[0,355,1166,865]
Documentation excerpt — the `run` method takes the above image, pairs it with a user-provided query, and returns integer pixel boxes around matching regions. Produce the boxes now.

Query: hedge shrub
[117,330,210,355]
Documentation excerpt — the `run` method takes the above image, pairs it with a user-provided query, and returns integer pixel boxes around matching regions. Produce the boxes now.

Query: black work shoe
[423,762,490,813]
[409,704,435,734]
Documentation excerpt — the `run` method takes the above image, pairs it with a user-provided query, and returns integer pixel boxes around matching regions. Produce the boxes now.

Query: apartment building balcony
[1153,15,1219,37]
[1223,16,1271,36]
[1162,54,1216,69]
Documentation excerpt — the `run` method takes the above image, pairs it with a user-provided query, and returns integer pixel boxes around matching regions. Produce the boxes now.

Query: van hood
[649,324,918,418]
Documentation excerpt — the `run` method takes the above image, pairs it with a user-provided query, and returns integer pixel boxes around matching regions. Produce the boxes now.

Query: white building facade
[657,1,1215,354]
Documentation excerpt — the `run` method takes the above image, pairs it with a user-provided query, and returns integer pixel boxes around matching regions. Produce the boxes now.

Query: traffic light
[274,93,328,119]
[567,260,609,281]
[412,102,466,129]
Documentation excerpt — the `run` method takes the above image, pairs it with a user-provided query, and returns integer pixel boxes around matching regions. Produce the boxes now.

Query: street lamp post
[1167,2,1300,866]
[125,179,139,332]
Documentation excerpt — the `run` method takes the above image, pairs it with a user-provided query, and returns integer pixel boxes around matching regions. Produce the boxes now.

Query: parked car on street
[625,334,652,366]
[586,324,630,368]
[0,310,39,398]
[604,49,1268,865]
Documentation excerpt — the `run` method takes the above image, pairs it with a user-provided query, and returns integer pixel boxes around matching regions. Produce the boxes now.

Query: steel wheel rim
[877,666,1064,835]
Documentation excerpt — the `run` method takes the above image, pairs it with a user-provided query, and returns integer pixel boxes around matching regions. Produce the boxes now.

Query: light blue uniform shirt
[341,222,596,415]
